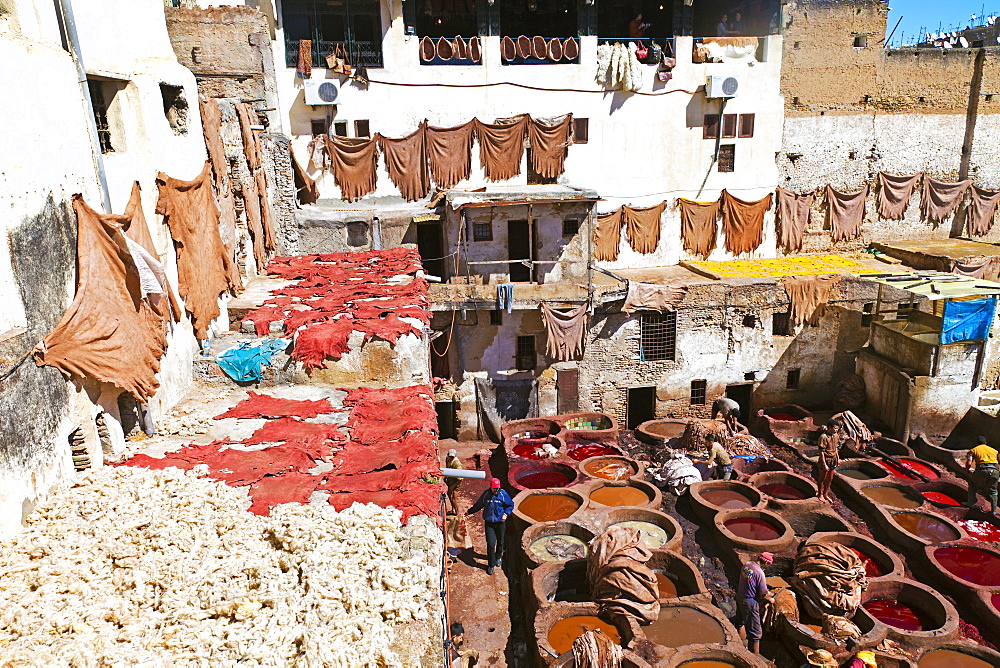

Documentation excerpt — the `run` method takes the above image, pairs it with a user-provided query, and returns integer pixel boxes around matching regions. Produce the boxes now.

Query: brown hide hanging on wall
[425,119,476,189]
[34,194,167,402]
[966,185,1000,237]
[325,135,379,202]
[156,162,237,340]
[377,123,430,202]
[826,185,868,242]
[594,209,624,262]
[476,115,528,182]
[539,302,588,361]
[782,274,839,328]
[199,96,243,287]
[622,202,666,255]
[677,197,720,259]
[527,114,572,179]
[875,172,920,221]
[120,181,181,322]
[921,176,972,223]
[775,187,815,254]
[720,190,772,256]
[290,146,320,205]
[236,102,276,265]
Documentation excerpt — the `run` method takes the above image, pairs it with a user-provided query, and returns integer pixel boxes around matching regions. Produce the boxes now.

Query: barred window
[772,311,791,336]
[690,379,707,405]
[786,368,801,390]
[717,144,736,172]
[473,222,492,242]
[640,311,677,362]
[490,310,502,326]
[516,335,536,370]
[562,219,580,237]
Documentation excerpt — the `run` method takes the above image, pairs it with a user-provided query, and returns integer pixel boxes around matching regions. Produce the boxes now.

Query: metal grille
[772,311,791,336]
[88,80,113,154]
[562,219,580,237]
[473,222,492,242]
[516,335,536,370]
[717,144,736,172]
[490,310,503,326]
[286,38,383,69]
[786,368,800,389]
[640,312,676,361]
[690,379,707,405]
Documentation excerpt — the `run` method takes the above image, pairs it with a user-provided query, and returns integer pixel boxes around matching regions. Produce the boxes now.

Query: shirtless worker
[711,396,742,435]
[965,436,999,515]
[816,423,841,502]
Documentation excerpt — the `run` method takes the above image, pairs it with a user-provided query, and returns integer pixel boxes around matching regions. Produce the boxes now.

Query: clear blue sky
[888,0,1000,46]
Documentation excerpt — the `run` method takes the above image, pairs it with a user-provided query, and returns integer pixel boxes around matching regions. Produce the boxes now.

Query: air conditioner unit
[706,75,740,98]
[304,80,339,105]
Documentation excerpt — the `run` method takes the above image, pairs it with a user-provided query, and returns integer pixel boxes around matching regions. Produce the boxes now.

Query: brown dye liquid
[589,485,650,507]
[681,662,736,668]
[918,650,994,668]
[644,607,725,647]
[654,572,679,598]
[724,517,782,541]
[547,616,621,655]
[583,458,635,480]
[893,512,960,542]
[700,488,754,509]
[518,494,580,522]
[839,468,880,480]
[861,486,922,509]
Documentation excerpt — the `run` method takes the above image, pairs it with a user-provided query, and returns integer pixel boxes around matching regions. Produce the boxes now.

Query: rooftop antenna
[885,15,903,45]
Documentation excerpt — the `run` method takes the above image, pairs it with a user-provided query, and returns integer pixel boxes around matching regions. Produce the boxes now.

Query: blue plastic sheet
[941,297,996,344]
[217,338,289,381]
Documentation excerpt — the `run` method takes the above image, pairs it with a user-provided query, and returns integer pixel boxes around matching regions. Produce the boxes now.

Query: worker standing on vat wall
[816,423,841,503]
[468,478,514,575]
[965,436,999,515]
[707,438,734,480]
[711,396,742,435]
[734,552,775,655]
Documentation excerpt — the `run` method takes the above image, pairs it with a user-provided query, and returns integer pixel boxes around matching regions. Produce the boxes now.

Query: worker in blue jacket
[468,478,514,575]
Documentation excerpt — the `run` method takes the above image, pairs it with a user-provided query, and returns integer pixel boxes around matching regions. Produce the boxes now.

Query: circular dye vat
[700,488,754,510]
[956,519,1000,542]
[724,517,781,541]
[547,615,621,655]
[643,421,687,439]
[878,458,939,480]
[863,599,933,631]
[918,649,995,668]
[934,546,1000,586]
[567,444,618,461]
[644,607,726,647]
[893,513,961,542]
[590,485,650,507]
[519,494,581,522]
[681,662,736,668]
[582,458,635,481]
[611,520,669,549]
[758,483,807,500]
[861,486,922,509]
[654,572,679,598]
[529,535,588,562]
[839,468,883,480]
[516,470,573,489]
[849,546,885,577]
[921,491,963,507]
[512,442,546,459]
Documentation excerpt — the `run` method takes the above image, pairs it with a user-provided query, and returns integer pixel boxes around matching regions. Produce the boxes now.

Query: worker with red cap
[468,478,514,575]
[734,551,775,655]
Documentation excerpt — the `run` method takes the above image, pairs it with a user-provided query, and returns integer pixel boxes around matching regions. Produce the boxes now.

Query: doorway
[557,368,579,414]
[508,219,531,282]
[416,222,445,280]
[436,401,456,439]
[627,386,656,429]
[725,383,753,424]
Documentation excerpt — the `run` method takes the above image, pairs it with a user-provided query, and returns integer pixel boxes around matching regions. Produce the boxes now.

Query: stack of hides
[587,527,660,623]
[790,539,868,619]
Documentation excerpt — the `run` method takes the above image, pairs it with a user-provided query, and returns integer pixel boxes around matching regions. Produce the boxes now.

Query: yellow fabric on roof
[688,254,868,278]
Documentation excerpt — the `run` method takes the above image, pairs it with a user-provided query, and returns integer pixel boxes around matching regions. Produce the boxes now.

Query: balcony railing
[285,37,383,70]
[499,36,581,65]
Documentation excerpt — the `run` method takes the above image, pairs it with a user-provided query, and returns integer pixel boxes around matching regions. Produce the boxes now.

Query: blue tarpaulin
[941,298,997,344]
[217,339,289,381]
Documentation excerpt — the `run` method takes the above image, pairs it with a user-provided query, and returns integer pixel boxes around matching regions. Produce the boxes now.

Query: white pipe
[442,468,486,479]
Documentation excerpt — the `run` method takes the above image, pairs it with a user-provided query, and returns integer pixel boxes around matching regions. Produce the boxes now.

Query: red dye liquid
[993,593,1000,613]
[767,413,800,421]
[849,547,884,577]
[701,489,754,509]
[517,471,573,489]
[724,517,782,541]
[513,443,545,460]
[921,491,962,507]
[934,546,1000,586]
[567,444,618,461]
[877,458,939,480]
[956,519,1000,542]
[863,599,931,631]
[758,483,808,500]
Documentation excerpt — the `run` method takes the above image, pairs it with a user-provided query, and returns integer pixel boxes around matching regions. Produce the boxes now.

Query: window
[772,311,791,336]
[573,118,589,144]
[738,113,755,138]
[311,118,329,136]
[354,119,370,137]
[159,83,188,135]
[742,313,756,328]
[861,302,874,327]
[703,114,720,140]
[562,219,580,237]
[690,380,707,405]
[516,335,536,370]
[282,0,383,68]
[722,113,738,138]
[490,310,503,326]
[896,300,918,320]
[346,220,368,246]
[640,312,677,362]
[853,35,868,48]
[717,144,735,172]
[786,368,801,390]
[87,78,126,154]
[412,0,475,39]
[472,222,492,242]
[333,120,348,136]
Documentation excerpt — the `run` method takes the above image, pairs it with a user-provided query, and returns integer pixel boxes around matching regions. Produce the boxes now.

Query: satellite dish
[944,41,953,48]
[960,35,969,47]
